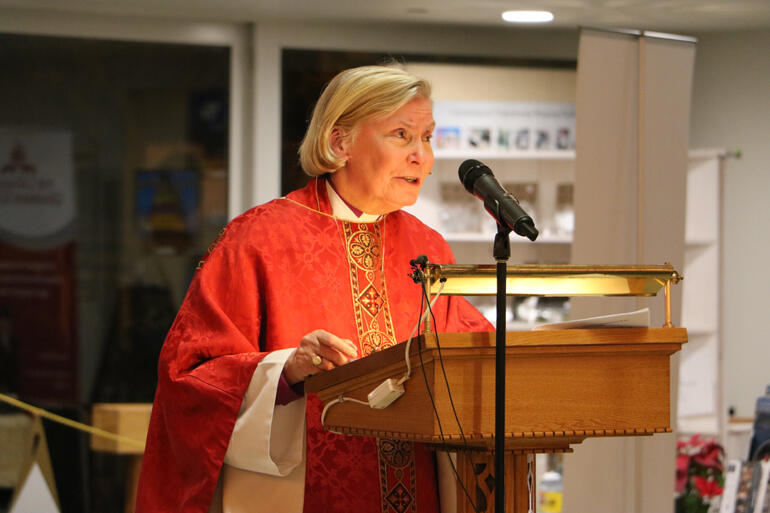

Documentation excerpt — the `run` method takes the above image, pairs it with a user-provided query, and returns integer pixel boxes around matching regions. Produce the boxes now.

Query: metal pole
[493,227,511,512]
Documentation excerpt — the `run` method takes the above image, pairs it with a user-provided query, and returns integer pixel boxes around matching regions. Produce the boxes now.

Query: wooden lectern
[306,264,686,513]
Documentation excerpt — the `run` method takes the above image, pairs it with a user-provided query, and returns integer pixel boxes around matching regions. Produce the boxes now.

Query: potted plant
[676,434,725,513]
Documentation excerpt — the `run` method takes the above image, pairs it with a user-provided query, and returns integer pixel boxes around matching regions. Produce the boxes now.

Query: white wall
[689,29,770,418]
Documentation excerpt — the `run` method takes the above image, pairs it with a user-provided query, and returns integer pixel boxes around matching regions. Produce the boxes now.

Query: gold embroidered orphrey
[341,220,417,513]
[341,221,397,356]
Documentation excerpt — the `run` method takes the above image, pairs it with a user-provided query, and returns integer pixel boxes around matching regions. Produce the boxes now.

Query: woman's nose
[409,140,429,166]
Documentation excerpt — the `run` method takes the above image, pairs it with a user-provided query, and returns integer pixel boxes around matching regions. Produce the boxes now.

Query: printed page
[533,307,650,330]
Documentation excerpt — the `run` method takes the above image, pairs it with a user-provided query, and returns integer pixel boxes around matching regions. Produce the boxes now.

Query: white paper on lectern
[532,307,650,330]
[10,463,60,513]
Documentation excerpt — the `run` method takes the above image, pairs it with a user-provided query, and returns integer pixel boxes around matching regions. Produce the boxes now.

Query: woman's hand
[284,329,358,385]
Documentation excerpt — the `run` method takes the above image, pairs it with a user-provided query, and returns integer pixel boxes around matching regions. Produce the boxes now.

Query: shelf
[685,237,717,247]
[685,327,716,337]
[677,149,723,439]
[434,150,575,161]
[678,416,719,436]
[688,148,726,161]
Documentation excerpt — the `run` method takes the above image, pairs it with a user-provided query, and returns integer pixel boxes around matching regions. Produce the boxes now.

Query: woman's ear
[330,127,349,159]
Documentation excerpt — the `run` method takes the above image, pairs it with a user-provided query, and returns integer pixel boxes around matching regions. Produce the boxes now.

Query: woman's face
[331,97,435,215]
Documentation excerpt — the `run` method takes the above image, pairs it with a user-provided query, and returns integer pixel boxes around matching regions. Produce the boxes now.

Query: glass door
[0,31,235,513]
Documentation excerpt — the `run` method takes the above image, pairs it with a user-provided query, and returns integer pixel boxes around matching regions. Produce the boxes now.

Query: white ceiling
[1,0,769,33]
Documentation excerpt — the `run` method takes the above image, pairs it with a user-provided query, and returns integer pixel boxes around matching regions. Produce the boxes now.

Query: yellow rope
[0,392,145,450]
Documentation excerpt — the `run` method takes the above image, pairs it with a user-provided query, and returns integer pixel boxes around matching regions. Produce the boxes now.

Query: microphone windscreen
[458,159,489,192]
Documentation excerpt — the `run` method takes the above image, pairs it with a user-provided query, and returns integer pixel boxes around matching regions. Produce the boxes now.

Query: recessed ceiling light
[502,10,554,23]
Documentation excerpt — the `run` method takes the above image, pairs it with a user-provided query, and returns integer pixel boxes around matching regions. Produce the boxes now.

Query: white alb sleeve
[223,348,306,476]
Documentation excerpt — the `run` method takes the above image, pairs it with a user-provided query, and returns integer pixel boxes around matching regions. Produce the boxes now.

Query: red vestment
[136,178,491,513]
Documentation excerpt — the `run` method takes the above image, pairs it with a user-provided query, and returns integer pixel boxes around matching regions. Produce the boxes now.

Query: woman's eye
[395,129,407,139]
[424,134,433,143]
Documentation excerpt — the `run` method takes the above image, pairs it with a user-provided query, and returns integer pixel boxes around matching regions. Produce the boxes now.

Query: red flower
[693,442,724,470]
[676,454,690,493]
[693,475,722,498]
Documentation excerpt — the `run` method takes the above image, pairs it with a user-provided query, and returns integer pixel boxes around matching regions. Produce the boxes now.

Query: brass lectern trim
[423,263,683,327]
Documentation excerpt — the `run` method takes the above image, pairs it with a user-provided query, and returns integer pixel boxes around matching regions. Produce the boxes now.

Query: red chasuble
[136,178,492,513]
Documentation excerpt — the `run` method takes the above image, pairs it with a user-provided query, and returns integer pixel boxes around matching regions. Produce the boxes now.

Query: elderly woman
[136,65,491,513]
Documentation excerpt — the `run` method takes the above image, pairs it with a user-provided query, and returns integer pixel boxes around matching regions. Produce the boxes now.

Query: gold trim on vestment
[340,221,396,356]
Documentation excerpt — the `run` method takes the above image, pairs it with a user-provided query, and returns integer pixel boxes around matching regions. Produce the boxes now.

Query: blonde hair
[298,65,432,176]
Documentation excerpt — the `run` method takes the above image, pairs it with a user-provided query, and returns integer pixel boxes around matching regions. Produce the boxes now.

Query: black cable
[416,307,479,512]
[421,285,483,499]
[422,284,474,451]
[414,273,480,513]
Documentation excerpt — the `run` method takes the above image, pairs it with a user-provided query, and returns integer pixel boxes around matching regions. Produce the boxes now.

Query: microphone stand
[493,223,511,513]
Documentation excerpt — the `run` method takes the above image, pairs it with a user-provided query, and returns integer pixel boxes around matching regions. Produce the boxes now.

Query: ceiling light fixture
[502,10,554,23]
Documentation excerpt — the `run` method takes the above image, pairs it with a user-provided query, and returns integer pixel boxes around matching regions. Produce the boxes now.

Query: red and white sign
[0,128,78,404]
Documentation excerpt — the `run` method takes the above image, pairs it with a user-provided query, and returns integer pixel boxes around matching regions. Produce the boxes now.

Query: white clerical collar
[325,179,381,222]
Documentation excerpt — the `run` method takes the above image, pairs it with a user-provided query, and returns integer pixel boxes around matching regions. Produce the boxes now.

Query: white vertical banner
[565,29,695,513]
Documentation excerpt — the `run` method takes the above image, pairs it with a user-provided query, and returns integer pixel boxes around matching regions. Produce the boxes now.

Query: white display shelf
[434,150,576,161]
[677,149,724,442]
[678,415,720,436]
[685,237,717,247]
[413,152,575,260]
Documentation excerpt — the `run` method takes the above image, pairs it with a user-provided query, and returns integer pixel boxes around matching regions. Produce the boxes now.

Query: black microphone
[458,159,539,241]
[408,254,429,283]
